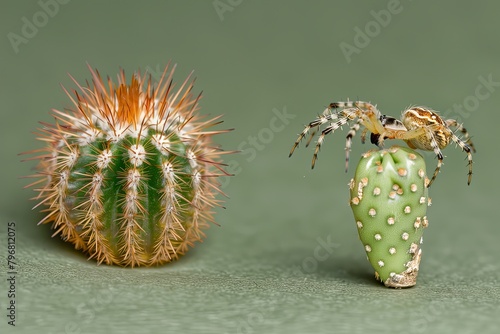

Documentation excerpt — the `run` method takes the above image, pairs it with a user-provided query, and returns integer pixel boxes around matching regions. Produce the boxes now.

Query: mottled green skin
[65,131,196,261]
[349,146,428,286]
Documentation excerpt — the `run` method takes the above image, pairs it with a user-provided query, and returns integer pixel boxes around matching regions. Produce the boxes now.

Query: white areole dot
[402,232,409,241]
[59,169,69,185]
[129,144,146,166]
[125,189,138,214]
[96,149,113,169]
[78,128,101,146]
[107,123,127,143]
[404,206,411,214]
[151,133,171,155]
[66,150,79,168]
[356,221,363,229]
[378,260,385,267]
[387,217,395,225]
[127,168,141,190]
[360,177,368,186]
[418,169,425,178]
[187,149,197,168]
[162,161,176,182]
[192,170,202,188]
[389,247,396,255]
[368,208,377,217]
[365,245,372,252]
[92,172,103,186]
[374,233,382,241]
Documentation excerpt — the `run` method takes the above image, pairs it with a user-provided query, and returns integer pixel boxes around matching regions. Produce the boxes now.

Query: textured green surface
[1,1,500,333]
[350,147,428,286]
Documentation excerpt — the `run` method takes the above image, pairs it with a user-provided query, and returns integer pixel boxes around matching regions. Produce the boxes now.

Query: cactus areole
[26,64,231,267]
[349,146,431,288]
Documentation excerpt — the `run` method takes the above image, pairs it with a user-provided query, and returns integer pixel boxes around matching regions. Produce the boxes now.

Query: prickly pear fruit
[25,65,231,267]
[349,146,431,288]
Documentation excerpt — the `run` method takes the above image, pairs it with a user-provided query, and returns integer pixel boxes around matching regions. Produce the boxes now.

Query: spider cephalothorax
[289,101,476,187]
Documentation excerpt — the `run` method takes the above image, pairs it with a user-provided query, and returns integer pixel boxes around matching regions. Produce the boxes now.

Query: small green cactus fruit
[25,64,232,267]
[349,146,431,288]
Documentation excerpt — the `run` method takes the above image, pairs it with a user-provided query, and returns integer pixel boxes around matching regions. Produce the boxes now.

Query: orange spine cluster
[25,64,232,267]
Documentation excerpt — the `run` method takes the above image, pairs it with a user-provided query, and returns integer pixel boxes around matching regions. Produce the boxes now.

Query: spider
[289,101,476,187]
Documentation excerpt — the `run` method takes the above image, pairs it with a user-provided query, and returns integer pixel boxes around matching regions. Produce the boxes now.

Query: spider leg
[389,126,430,146]
[360,103,386,135]
[445,119,476,153]
[360,128,369,144]
[449,132,474,185]
[424,129,444,188]
[344,118,363,172]
[305,107,335,147]
[312,118,350,169]
[305,128,318,148]
[289,107,339,157]
[329,101,382,134]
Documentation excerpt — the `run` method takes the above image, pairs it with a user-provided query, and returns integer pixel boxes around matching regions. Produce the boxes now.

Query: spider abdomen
[402,108,451,150]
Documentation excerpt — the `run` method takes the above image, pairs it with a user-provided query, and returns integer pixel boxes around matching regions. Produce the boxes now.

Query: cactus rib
[25,64,231,267]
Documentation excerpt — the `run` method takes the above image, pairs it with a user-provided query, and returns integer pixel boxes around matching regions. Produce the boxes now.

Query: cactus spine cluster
[26,65,231,267]
[349,146,431,288]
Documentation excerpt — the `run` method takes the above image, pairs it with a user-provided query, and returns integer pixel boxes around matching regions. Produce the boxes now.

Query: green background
[1,1,499,333]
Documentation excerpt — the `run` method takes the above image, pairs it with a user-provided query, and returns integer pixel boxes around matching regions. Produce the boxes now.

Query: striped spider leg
[289,101,385,171]
[290,101,476,187]
[398,107,476,187]
[373,108,476,187]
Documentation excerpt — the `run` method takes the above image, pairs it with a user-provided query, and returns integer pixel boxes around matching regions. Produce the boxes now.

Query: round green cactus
[26,65,231,267]
[349,146,431,288]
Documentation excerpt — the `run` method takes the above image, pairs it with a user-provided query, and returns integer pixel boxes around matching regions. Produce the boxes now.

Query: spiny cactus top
[26,64,231,267]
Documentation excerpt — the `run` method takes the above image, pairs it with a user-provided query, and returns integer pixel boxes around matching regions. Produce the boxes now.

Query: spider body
[402,107,450,151]
[289,101,476,187]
